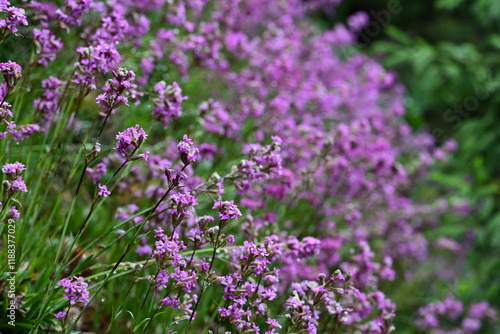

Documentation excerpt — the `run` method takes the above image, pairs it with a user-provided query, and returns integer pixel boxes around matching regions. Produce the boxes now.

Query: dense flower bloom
[161,296,181,309]
[0,60,21,77]
[0,1,493,333]
[199,99,238,137]
[415,295,498,333]
[155,270,169,291]
[57,276,90,306]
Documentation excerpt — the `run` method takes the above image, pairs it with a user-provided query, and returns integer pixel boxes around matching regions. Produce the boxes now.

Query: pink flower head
[114,125,148,158]
[213,200,242,221]
[55,311,67,320]
[98,183,110,197]
[57,276,90,306]
[2,161,25,179]
[177,134,200,165]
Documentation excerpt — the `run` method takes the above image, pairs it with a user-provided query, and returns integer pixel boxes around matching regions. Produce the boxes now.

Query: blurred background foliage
[319,0,500,331]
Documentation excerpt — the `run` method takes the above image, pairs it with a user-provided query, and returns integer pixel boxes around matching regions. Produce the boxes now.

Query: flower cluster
[0,60,22,93]
[177,134,200,165]
[213,200,242,221]
[199,99,238,137]
[97,183,110,197]
[152,229,187,269]
[57,276,90,307]
[32,28,63,66]
[152,81,188,128]
[74,43,121,92]
[0,1,28,37]
[96,67,136,112]
[2,161,28,195]
[56,0,92,28]
[33,76,64,132]
[170,192,198,224]
[415,296,498,333]
[114,125,148,159]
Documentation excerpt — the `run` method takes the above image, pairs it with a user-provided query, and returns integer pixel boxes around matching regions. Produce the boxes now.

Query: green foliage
[356,0,500,328]
[325,0,500,331]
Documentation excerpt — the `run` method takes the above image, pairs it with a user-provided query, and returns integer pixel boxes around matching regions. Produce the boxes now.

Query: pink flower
[98,183,110,197]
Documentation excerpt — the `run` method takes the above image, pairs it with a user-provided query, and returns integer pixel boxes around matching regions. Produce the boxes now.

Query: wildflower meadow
[0,1,498,333]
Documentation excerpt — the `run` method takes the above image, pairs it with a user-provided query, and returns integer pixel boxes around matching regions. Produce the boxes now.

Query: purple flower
[55,311,67,320]
[0,5,28,35]
[170,266,197,293]
[57,276,90,307]
[10,177,27,192]
[161,296,181,309]
[0,1,9,12]
[96,67,137,110]
[0,61,21,77]
[8,206,19,220]
[213,200,242,221]
[152,229,187,268]
[56,0,92,27]
[33,76,63,131]
[199,99,238,137]
[86,162,107,183]
[74,42,121,90]
[177,134,200,165]
[11,123,40,142]
[92,7,130,43]
[155,270,169,291]
[32,29,63,66]
[347,12,369,32]
[114,125,147,158]
[170,192,198,217]
[266,318,282,328]
[2,161,25,179]
[98,183,110,197]
[0,60,22,92]
[152,81,188,128]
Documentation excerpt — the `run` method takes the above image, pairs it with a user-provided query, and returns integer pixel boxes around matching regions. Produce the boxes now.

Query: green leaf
[133,317,151,332]
[385,26,412,45]
[126,310,135,323]
[10,198,23,209]
[487,213,500,245]
[435,0,464,10]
